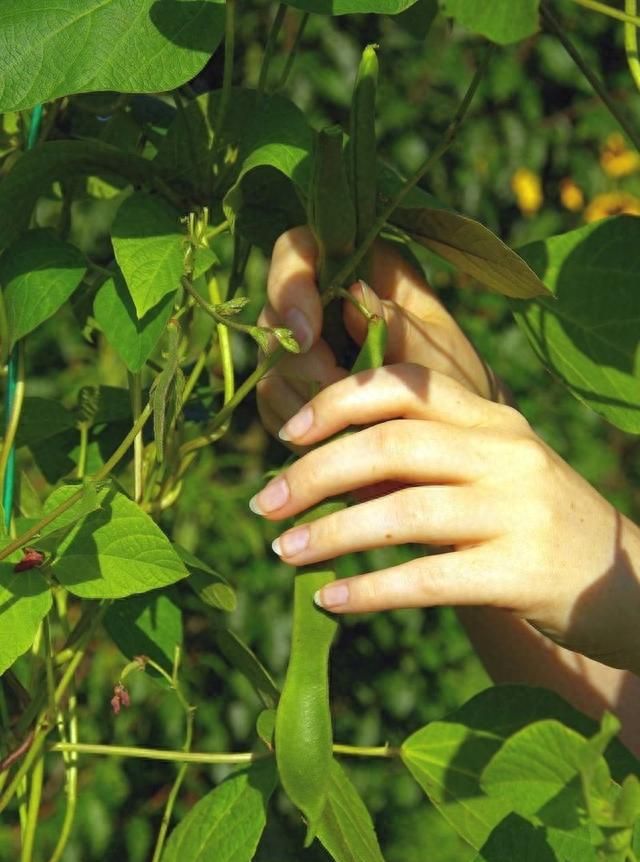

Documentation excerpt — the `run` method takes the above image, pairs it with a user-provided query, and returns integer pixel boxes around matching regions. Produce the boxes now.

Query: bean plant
[0,1,639,860]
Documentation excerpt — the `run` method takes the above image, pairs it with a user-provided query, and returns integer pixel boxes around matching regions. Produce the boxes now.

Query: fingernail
[279,405,313,441]
[249,477,289,514]
[314,583,349,610]
[284,308,313,353]
[272,526,309,557]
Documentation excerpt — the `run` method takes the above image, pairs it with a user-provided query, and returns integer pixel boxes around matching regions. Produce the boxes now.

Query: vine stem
[625,0,640,92]
[48,742,398,762]
[541,3,640,151]
[0,403,152,561]
[569,0,640,26]
[20,755,43,862]
[258,4,287,93]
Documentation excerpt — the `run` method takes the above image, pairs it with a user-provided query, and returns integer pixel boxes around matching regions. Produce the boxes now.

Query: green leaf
[513,216,640,433]
[174,545,237,612]
[103,592,183,677]
[394,0,439,39]
[111,193,183,319]
[316,759,387,862]
[13,397,75,448]
[160,760,277,862]
[0,565,52,674]
[37,482,107,547]
[441,0,540,44]
[384,171,549,299]
[214,627,280,709]
[480,720,591,820]
[0,0,226,112]
[282,0,419,14]
[399,685,636,850]
[0,229,86,348]
[94,271,174,374]
[472,814,559,862]
[52,489,188,598]
[0,140,160,250]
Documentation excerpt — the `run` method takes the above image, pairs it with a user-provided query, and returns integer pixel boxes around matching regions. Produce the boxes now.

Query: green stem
[333,743,398,758]
[50,743,262,765]
[75,422,89,480]
[181,278,256,337]
[276,12,309,91]
[625,0,640,92]
[178,349,282,457]
[569,0,640,26]
[215,0,236,135]
[0,403,152,561]
[542,3,640,151]
[127,372,144,503]
[258,4,287,93]
[0,290,9,368]
[20,755,43,862]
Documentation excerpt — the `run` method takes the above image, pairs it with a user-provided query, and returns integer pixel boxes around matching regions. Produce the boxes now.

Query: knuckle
[511,434,553,474]
[493,402,532,432]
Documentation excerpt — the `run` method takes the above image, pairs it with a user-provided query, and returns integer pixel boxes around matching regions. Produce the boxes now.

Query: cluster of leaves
[0,0,639,860]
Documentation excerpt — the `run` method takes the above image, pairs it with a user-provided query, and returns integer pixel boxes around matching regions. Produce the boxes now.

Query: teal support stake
[2,104,43,531]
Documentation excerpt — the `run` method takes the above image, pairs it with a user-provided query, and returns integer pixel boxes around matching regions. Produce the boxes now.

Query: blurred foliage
[1,2,640,860]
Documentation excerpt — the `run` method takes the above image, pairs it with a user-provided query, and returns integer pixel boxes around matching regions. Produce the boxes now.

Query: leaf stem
[625,0,640,92]
[258,3,287,93]
[332,743,398,758]
[75,422,89,480]
[50,742,262,765]
[569,0,640,26]
[541,3,640,151]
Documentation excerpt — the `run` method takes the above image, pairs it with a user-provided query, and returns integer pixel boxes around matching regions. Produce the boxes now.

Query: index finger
[268,227,323,353]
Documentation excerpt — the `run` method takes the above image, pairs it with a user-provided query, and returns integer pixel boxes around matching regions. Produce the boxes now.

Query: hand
[257,227,507,442]
[250,364,640,674]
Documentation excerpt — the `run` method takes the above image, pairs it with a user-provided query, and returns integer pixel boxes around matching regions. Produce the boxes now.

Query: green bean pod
[351,313,388,374]
[307,125,356,293]
[348,44,379,283]
[275,501,345,845]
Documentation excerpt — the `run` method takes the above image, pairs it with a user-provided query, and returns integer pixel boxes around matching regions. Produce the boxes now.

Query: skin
[254,226,640,756]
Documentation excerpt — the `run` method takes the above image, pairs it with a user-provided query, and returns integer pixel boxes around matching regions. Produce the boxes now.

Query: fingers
[256,336,348,434]
[312,547,507,613]
[272,485,500,565]
[249,419,495,520]
[267,227,322,352]
[278,363,527,445]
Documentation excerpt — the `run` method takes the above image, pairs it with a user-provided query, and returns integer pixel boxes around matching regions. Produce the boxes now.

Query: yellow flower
[583,191,640,223]
[559,178,584,212]
[510,168,543,216]
[600,132,640,178]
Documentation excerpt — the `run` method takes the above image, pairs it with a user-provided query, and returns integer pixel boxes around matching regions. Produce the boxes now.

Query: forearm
[457,606,640,757]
